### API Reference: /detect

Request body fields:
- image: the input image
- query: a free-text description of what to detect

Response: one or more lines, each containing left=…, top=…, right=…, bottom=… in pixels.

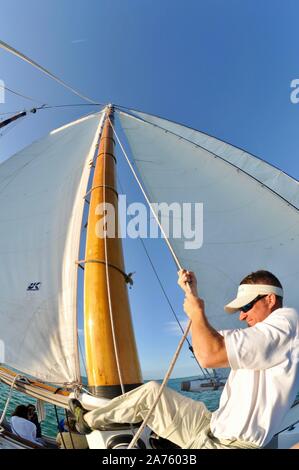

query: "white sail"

left=119, top=109, right=299, bottom=330
left=0, top=112, right=104, bottom=383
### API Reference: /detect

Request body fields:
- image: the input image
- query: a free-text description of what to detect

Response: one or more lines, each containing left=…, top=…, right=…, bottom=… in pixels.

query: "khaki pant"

left=84, top=381, right=258, bottom=449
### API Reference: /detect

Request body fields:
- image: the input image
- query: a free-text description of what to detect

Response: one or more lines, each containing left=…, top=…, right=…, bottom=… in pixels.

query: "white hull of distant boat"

left=181, top=378, right=225, bottom=392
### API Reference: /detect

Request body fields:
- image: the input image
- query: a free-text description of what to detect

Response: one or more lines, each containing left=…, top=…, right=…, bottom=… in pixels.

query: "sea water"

left=0, top=376, right=221, bottom=438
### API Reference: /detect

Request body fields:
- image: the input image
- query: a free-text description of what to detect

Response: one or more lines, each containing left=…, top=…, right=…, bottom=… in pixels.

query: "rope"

left=0, top=103, right=104, bottom=117
left=0, top=374, right=23, bottom=425
left=54, top=405, right=67, bottom=449
left=0, top=112, right=30, bottom=139
left=128, top=320, right=192, bottom=448
left=0, top=39, right=98, bottom=105
left=0, top=118, right=24, bottom=138
left=0, top=111, right=26, bottom=130
left=102, top=108, right=126, bottom=395
left=116, top=174, right=211, bottom=379
left=107, top=117, right=195, bottom=448
left=111, top=116, right=217, bottom=447
left=0, top=111, right=21, bottom=116
left=102, top=109, right=138, bottom=440
left=0, top=83, right=46, bottom=105
left=64, top=410, right=76, bottom=449
left=138, top=237, right=211, bottom=380
left=78, top=334, right=87, bottom=379
left=108, top=116, right=181, bottom=269
left=38, top=103, right=104, bottom=110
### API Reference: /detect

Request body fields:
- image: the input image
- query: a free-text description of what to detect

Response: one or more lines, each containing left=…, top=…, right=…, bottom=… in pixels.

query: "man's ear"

left=268, top=293, right=277, bottom=309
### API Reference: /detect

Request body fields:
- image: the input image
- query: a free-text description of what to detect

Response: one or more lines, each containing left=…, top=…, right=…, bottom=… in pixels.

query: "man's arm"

left=185, top=294, right=229, bottom=368
left=178, top=270, right=229, bottom=368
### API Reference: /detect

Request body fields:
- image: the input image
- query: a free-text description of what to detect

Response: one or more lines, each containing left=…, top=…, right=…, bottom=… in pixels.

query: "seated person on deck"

left=27, top=403, right=42, bottom=438
left=10, top=404, right=43, bottom=446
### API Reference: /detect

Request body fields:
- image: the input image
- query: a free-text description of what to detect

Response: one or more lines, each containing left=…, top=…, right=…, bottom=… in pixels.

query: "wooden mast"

left=83, top=105, right=143, bottom=398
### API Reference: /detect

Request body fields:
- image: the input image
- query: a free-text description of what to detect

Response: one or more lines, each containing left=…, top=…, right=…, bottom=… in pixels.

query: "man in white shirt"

left=70, top=269, right=299, bottom=449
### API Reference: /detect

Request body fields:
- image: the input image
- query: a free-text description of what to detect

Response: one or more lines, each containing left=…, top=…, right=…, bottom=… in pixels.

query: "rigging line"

left=109, top=119, right=195, bottom=449
left=64, top=410, right=76, bottom=449
left=102, top=110, right=138, bottom=440
left=74, top=113, right=106, bottom=384
left=0, top=109, right=37, bottom=131
left=116, top=176, right=211, bottom=381
left=0, top=103, right=104, bottom=116
left=37, top=103, right=105, bottom=109
left=0, top=115, right=26, bottom=137
left=128, top=321, right=192, bottom=449
left=0, top=374, right=23, bottom=425
left=77, top=334, right=87, bottom=379
left=0, top=39, right=98, bottom=105
left=108, top=116, right=182, bottom=270
left=0, top=110, right=24, bottom=116
left=102, top=107, right=126, bottom=396
left=0, top=83, right=46, bottom=105
left=111, top=118, right=218, bottom=448
left=139, top=239, right=211, bottom=379
left=54, top=405, right=67, bottom=450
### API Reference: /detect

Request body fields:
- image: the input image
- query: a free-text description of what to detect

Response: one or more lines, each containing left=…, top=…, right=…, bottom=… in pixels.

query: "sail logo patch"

left=27, top=282, right=41, bottom=291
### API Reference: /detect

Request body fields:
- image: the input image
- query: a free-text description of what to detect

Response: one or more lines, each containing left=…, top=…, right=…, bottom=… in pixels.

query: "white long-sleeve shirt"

left=10, top=416, right=39, bottom=444
left=211, top=308, right=299, bottom=446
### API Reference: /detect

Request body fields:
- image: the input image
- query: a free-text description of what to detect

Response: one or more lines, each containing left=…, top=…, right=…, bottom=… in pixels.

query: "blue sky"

left=1, top=0, right=299, bottom=379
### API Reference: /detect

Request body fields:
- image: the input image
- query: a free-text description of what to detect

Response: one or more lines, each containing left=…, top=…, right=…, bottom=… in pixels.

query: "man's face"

left=239, top=294, right=273, bottom=327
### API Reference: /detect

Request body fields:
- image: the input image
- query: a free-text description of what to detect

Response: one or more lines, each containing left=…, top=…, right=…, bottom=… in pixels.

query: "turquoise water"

left=0, top=376, right=221, bottom=438
left=0, top=381, right=65, bottom=437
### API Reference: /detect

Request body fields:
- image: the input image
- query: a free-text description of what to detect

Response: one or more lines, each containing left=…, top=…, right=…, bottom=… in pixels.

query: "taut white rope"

left=0, top=40, right=98, bottom=105
left=107, top=115, right=194, bottom=449
left=128, top=319, right=192, bottom=448
left=108, top=116, right=182, bottom=270
left=0, top=374, right=23, bottom=425
left=103, top=108, right=126, bottom=395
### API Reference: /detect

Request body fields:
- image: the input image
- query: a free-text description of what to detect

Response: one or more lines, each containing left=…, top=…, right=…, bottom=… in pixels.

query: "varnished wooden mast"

left=84, top=106, right=143, bottom=398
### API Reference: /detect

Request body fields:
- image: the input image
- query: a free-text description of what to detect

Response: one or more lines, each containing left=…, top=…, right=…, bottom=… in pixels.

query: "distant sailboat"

left=1, top=105, right=299, bottom=448
left=181, top=369, right=226, bottom=392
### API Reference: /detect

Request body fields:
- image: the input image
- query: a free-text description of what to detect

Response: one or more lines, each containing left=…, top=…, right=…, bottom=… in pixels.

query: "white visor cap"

left=224, top=284, right=283, bottom=313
